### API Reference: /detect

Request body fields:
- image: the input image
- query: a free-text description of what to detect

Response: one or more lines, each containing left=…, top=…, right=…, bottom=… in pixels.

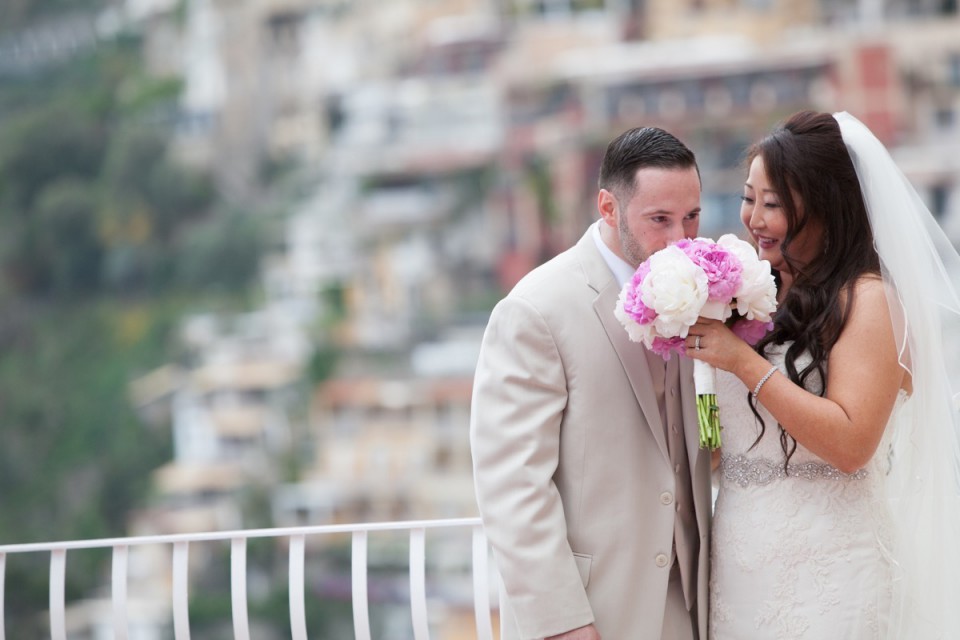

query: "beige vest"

left=643, top=349, right=699, bottom=608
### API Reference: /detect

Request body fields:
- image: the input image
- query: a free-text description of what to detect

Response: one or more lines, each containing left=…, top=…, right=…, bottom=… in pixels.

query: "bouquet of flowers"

left=614, top=234, right=778, bottom=449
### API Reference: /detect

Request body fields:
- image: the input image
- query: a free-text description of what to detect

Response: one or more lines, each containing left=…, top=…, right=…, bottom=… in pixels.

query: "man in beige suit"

left=470, top=127, right=712, bottom=640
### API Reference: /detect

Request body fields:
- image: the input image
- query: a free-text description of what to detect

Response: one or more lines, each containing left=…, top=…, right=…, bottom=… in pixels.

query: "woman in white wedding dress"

left=686, top=111, right=960, bottom=639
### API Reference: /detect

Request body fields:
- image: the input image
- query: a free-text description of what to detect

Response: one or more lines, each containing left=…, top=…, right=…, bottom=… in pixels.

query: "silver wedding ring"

left=695, top=335, right=702, bottom=351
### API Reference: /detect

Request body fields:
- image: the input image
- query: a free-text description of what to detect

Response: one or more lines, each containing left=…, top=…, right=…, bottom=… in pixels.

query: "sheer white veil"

left=835, top=111, right=960, bottom=638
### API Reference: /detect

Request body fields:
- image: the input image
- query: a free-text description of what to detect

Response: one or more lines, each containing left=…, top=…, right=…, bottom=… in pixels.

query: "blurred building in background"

left=37, top=0, right=959, bottom=635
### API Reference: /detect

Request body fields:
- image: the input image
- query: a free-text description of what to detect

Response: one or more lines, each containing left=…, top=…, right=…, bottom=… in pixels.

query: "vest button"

left=655, top=553, right=669, bottom=568
left=660, top=491, right=674, bottom=505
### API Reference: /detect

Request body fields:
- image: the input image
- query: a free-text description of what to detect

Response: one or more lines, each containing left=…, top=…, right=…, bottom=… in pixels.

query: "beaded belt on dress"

left=721, top=454, right=868, bottom=487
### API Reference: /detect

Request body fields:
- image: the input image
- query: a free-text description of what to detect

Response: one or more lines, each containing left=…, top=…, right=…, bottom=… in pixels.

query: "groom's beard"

left=618, top=213, right=650, bottom=268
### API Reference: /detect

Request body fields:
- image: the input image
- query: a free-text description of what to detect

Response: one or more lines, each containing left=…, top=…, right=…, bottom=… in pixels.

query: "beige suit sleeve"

left=470, top=295, right=595, bottom=639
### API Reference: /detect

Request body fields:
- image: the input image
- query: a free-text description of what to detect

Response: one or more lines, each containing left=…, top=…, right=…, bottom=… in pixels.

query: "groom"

left=470, top=126, right=713, bottom=639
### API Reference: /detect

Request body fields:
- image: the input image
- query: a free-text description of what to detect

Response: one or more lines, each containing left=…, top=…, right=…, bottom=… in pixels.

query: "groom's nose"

left=665, top=225, right=686, bottom=244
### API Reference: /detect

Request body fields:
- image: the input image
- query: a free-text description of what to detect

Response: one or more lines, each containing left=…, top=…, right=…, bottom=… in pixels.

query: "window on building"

left=530, top=0, right=572, bottom=17
left=949, top=54, right=960, bottom=87
left=728, top=75, right=752, bottom=107
left=930, top=184, right=949, bottom=220
left=935, top=107, right=955, bottom=130
left=266, top=12, right=302, bottom=56
left=511, top=0, right=606, bottom=17
left=311, top=0, right=351, bottom=20
left=434, top=447, right=453, bottom=471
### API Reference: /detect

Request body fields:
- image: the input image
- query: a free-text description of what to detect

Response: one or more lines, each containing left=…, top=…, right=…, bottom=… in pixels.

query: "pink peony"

left=650, top=335, right=686, bottom=361
left=621, top=261, right=657, bottom=325
left=731, top=318, right=774, bottom=345
left=676, top=238, right=743, bottom=303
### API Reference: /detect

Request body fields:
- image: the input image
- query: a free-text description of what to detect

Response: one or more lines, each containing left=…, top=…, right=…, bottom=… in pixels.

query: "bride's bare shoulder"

left=839, top=273, right=887, bottom=310
left=841, top=273, right=912, bottom=390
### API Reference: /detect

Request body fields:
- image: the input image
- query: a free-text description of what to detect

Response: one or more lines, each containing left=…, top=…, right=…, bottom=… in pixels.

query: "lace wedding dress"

left=709, top=343, right=903, bottom=639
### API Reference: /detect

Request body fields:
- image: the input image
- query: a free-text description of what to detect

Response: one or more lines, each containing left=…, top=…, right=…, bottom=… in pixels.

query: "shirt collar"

left=591, top=220, right=636, bottom=287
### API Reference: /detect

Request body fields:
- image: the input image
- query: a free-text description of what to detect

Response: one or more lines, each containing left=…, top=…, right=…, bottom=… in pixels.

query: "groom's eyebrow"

left=642, top=207, right=698, bottom=216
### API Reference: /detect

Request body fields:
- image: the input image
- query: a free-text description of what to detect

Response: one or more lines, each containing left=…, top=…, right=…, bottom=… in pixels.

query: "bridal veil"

left=835, top=111, right=960, bottom=638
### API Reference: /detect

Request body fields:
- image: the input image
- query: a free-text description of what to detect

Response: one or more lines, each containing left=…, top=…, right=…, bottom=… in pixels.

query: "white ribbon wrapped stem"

left=692, top=300, right=729, bottom=394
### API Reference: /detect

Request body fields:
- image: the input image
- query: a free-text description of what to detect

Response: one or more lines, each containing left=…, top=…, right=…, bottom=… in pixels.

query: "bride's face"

left=740, top=155, right=822, bottom=275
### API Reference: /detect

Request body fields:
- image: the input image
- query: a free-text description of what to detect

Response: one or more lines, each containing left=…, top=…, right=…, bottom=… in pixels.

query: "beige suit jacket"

left=470, top=229, right=712, bottom=640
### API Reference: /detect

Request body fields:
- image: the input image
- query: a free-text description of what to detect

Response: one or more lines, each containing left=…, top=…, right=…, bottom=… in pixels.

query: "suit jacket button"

left=655, top=553, right=669, bottom=568
left=660, top=491, right=674, bottom=505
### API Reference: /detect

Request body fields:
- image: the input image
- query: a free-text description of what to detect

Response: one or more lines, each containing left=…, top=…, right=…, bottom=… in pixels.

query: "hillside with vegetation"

left=0, top=11, right=271, bottom=635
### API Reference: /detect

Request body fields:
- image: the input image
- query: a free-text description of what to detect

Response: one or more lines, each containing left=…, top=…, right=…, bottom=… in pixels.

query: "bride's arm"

left=687, top=277, right=905, bottom=474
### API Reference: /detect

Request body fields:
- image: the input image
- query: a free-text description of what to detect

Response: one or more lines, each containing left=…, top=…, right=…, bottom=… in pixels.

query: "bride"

left=686, top=111, right=960, bottom=638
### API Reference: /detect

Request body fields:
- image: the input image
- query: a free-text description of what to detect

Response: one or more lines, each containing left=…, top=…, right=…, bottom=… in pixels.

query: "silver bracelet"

left=752, top=365, right=779, bottom=399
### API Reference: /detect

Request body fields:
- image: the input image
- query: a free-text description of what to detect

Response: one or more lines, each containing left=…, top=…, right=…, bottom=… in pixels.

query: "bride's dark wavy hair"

left=746, top=111, right=881, bottom=467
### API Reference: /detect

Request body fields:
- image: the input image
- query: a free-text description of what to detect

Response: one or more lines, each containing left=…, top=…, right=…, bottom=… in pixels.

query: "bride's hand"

left=684, top=318, right=754, bottom=373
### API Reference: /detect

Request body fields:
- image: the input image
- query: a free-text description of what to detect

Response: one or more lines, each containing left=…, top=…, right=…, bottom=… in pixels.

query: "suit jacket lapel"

left=577, top=231, right=671, bottom=462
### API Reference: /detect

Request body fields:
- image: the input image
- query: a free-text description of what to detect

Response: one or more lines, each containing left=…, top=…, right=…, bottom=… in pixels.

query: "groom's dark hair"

left=598, top=126, right=700, bottom=201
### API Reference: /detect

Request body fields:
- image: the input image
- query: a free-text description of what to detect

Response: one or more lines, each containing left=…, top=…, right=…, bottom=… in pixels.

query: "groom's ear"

left=598, top=188, right=618, bottom=227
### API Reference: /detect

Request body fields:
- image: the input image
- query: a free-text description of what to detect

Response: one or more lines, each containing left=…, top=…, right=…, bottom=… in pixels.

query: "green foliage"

left=147, top=161, right=215, bottom=235
left=308, top=345, right=340, bottom=383
left=0, top=103, right=107, bottom=291
left=0, top=35, right=258, bottom=298
left=101, top=126, right=168, bottom=199
left=34, top=178, right=103, bottom=292
left=117, top=75, right=184, bottom=116
left=0, top=18, right=271, bottom=635
left=321, top=282, right=347, bottom=324
left=0, top=103, right=106, bottom=209
left=0, top=299, right=178, bottom=544
left=523, top=154, right=559, bottom=225
left=0, top=296, right=180, bottom=632
left=96, top=125, right=218, bottom=291
left=171, top=210, right=266, bottom=292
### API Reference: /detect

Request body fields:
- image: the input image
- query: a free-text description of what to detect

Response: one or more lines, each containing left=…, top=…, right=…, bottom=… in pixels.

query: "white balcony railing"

left=0, top=517, right=494, bottom=640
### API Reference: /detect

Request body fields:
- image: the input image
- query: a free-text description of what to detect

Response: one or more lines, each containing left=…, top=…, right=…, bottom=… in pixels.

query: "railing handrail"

left=0, top=517, right=495, bottom=640
left=0, top=516, right=484, bottom=554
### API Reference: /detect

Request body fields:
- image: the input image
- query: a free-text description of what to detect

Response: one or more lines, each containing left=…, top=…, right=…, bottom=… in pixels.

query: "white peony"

left=639, top=245, right=709, bottom=338
left=717, top=234, right=778, bottom=322
left=716, top=233, right=759, bottom=266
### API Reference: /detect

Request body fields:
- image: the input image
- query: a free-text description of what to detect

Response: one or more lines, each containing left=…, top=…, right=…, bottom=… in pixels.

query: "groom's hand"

left=546, top=624, right=601, bottom=640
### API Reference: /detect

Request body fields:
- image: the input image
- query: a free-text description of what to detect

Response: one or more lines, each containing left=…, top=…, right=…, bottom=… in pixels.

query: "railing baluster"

left=289, top=535, right=307, bottom=640
left=409, top=528, right=429, bottom=639
left=172, top=541, right=191, bottom=640
left=351, top=530, right=371, bottom=640
left=472, top=525, right=494, bottom=640
left=112, top=545, right=129, bottom=640
left=0, top=518, right=489, bottom=639
left=230, top=538, right=250, bottom=640
left=49, top=549, right=67, bottom=640
left=0, top=551, right=6, bottom=640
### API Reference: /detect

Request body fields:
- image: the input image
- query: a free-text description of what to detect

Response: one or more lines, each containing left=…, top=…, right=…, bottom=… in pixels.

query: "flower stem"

left=697, top=393, right=722, bottom=450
